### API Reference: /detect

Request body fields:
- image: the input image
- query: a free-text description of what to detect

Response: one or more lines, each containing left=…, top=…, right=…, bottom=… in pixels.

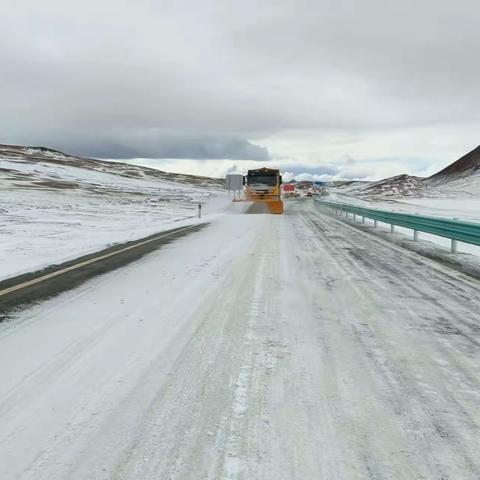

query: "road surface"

left=1, top=201, right=480, bottom=479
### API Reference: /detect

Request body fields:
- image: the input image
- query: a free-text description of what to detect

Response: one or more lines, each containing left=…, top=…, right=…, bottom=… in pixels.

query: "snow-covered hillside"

left=327, top=145, right=480, bottom=205
left=327, top=180, right=371, bottom=195
left=428, top=145, right=480, bottom=185
left=0, top=144, right=224, bottom=280
left=323, top=145, right=480, bottom=237
left=359, top=174, right=428, bottom=198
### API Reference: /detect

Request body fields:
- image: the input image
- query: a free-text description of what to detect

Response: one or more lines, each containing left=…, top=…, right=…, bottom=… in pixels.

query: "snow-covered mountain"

left=327, top=175, right=427, bottom=199
left=422, top=146, right=480, bottom=198
left=357, top=174, right=427, bottom=198
left=0, top=144, right=224, bottom=280
left=328, top=145, right=480, bottom=200
left=324, top=145, right=480, bottom=225
left=0, top=144, right=223, bottom=191
left=428, top=145, right=480, bottom=185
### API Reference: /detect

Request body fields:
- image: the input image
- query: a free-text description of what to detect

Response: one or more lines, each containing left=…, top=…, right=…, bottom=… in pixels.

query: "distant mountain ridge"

left=329, top=145, right=480, bottom=199
left=0, top=144, right=70, bottom=160
left=360, top=174, right=426, bottom=197
left=3, top=142, right=480, bottom=199
left=0, top=143, right=223, bottom=188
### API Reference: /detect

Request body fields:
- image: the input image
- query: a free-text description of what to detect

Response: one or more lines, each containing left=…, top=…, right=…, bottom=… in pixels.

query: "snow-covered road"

left=1, top=201, right=480, bottom=479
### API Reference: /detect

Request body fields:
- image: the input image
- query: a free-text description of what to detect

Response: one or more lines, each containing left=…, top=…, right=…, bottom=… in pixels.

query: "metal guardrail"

left=314, top=198, right=480, bottom=253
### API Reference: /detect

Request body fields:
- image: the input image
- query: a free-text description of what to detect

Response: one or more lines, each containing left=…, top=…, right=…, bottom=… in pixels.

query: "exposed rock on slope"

left=328, top=145, right=480, bottom=199
left=360, top=174, right=427, bottom=197
left=428, top=145, right=480, bottom=185
left=328, top=175, right=427, bottom=198
left=0, top=144, right=223, bottom=190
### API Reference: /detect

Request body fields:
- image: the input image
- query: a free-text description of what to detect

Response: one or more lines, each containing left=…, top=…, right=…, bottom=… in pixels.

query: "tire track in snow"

left=1, top=203, right=480, bottom=479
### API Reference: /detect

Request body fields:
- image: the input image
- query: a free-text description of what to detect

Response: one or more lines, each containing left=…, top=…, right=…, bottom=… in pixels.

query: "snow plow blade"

left=267, top=199, right=284, bottom=214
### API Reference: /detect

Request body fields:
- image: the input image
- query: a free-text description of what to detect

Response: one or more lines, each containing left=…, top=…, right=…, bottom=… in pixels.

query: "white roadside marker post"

left=374, top=220, right=377, bottom=228
left=451, top=239, right=458, bottom=254
left=390, top=224, right=395, bottom=233
left=413, top=230, right=419, bottom=241
left=198, top=203, right=202, bottom=219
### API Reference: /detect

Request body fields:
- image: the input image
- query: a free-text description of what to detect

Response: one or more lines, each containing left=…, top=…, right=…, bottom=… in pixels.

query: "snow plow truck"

left=244, top=168, right=284, bottom=214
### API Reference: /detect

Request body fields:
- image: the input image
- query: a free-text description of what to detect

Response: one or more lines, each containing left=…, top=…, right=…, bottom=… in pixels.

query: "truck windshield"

left=248, top=175, right=277, bottom=186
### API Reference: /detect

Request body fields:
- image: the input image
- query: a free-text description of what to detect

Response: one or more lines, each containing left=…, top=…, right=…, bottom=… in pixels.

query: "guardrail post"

left=413, top=230, right=419, bottom=241
left=390, top=224, right=395, bottom=233
left=451, top=239, right=458, bottom=254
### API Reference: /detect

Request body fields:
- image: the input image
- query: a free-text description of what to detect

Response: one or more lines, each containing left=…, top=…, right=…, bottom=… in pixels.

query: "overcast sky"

left=1, top=0, right=479, bottom=180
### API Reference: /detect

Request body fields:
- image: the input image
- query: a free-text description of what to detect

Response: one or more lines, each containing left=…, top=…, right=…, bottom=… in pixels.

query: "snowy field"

left=0, top=148, right=224, bottom=280
left=330, top=192, right=480, bottom=222
left=327, top=181, right=480, bottom=257
left=1, top=201, right=479, bottom=479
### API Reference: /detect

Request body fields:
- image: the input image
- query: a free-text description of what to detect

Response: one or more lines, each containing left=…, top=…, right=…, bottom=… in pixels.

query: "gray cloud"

left=0, top=0, right=479, bottom=162
left=49, top=133, right=270, bottom=160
